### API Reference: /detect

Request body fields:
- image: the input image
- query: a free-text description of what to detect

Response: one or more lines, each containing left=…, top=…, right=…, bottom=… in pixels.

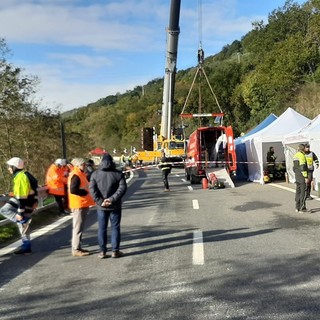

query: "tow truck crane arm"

left=160, top=0, right=181, bottom=140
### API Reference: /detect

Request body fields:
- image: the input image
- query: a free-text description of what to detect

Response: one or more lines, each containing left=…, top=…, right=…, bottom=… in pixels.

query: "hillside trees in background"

left=0, top=38, right=88, bottom=193
left=65, top=0, right=320, bottom=152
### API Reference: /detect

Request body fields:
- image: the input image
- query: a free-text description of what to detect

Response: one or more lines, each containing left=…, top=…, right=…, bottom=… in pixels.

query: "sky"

left=0, top=0, right=306, bottom=113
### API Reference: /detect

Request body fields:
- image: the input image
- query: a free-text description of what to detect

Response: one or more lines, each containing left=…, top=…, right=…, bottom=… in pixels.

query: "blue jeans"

left=97, top=209, right=122, bottom=253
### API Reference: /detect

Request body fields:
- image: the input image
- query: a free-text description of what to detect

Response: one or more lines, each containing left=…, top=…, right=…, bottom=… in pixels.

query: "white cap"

left=7, top=157, right=24, bottom=169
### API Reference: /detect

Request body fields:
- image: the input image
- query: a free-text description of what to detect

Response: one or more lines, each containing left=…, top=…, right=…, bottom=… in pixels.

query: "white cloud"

left=0, top=0, right=285, bottom=112
left=47, top=53, right=112, bottom=68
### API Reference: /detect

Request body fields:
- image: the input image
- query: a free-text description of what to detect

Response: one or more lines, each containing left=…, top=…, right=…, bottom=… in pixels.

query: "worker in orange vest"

left=68, top=158, right=95, bottom=257
left=46, top=159, right=69, bottom=215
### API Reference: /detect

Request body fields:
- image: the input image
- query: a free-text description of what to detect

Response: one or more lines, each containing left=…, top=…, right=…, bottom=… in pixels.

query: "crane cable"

left=180, top=0, right=223, bottom=114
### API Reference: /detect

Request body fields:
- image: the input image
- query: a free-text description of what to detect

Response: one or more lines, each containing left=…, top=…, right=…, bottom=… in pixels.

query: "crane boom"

left=160, top=0, right=181, bottom=140
left=136, top=0, right=185, bottom=166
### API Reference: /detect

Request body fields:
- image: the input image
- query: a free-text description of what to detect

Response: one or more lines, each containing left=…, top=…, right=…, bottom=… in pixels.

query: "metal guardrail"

left=0, top=168, right=133, bottom=227
left=0, top=186, right=50, bottom=227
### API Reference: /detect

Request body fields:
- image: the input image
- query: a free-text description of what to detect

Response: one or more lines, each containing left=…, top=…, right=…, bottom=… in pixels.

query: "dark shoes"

left=299, top=208, right=310, bottom=213
left=112, top=251, right=123, bottom=258
left=306, top=196, right=313, bottom=200
left=14, top=247, right=32, bottom=255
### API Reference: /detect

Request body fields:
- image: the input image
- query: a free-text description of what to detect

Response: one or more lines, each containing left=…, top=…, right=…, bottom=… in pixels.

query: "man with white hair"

left=68, top=158, right=95, bottom=257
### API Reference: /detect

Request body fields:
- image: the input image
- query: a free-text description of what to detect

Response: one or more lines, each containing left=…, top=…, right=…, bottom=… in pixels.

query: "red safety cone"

left=202, top=178, right=208, bottom=189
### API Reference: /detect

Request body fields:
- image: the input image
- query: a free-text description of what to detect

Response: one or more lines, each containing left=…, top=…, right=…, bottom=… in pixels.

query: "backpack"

left=24, top=171, right=39, bottom=195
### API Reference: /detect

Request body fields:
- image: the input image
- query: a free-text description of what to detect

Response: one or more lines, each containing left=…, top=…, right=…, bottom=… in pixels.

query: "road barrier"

left=0, top=169, right=134, bottom=228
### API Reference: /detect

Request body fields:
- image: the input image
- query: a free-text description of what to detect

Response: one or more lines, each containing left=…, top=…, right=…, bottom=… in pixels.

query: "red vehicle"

left=184, top=123, right=237, bottom=184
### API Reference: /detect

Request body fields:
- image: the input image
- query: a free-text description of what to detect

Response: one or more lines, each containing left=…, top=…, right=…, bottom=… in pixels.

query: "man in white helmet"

left=1, top=157, right=38, bottom=254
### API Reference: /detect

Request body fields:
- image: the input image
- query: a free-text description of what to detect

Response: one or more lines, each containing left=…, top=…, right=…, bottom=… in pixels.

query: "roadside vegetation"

left=0, top=1, right=319, bottom=209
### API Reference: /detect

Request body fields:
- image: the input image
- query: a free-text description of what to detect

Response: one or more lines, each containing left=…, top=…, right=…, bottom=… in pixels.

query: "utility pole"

left=60, top=119, right=67, bottom=159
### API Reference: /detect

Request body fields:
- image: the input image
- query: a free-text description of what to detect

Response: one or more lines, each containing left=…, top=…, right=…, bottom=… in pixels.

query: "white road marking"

left=271, top=183, right=320, bottom=201
left=193, top=230, right=204, bottom=265
left=192, top=199, right=199, bottom=209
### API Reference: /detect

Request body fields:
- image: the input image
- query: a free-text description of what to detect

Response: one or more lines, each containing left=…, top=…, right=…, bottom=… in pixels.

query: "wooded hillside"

left=64, top=0, right=320, bottom=152
left=0, top=0, right=319, bottom=193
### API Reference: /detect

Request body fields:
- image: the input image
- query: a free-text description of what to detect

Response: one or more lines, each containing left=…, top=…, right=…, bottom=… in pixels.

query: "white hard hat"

left=55, top=158, right=62, bottom=165
left=55, top=158, right=67, bottom=166
left=7, top=157, right=24, bottom=169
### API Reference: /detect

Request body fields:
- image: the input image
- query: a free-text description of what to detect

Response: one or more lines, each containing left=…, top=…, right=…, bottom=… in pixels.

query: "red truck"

left=184, top=124, right=237, bottom=185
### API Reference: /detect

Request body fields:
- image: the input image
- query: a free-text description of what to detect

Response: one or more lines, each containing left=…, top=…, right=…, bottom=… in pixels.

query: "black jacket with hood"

left=89, top=154, right=127, bottom=211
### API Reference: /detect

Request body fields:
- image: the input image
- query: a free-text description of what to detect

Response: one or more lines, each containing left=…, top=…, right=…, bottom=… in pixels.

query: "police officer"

left=304, top=143, right=319, bottom=200
left=293, top=144, right=309, bottom=213
left=158, top=151, right=172, bottom=191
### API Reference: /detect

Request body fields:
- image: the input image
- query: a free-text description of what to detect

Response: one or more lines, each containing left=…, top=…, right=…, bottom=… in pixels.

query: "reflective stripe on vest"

left=46, top=164, right=67, bottom=195
left=305, top=152, right=314, bottom=171
left=13, top=171, right=31, bottom=199
left=293, top=151, right=308, bottom=178
left=68, top=167, right=95, bottom=209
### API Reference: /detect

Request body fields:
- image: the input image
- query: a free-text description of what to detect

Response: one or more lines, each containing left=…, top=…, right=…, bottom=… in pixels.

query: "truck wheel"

left=190, top=174, right=197, bottom=184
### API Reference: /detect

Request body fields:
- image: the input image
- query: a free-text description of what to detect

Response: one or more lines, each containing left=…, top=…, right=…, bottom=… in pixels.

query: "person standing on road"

left=158, top=150, right=172, bottom=191
left=46, top=159, right=69, bottom=215
left=293, top=144, right=309, bottom=213
left=89, top=154, right=127, bottom=259
left=0, top=157, right=38, bottom=255
left=266, top=146, right=277, bottom=182
left=84, top=159, right=95, bottom=181
left=68, top=158, right=95, bottom=257
left=304, top=144, right=319, bottom=200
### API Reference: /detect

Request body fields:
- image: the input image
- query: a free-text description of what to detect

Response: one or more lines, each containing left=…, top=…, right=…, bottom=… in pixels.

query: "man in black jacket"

left=266, top=146, right=277, bottom=182
left=158, top=150, right=172, bottom=191
left=89, top=154, right=127, bottom=259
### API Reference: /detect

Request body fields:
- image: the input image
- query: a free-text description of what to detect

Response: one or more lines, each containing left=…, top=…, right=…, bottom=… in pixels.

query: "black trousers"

left=162, top=170, right=170, bottom=190
left=267, top=164, right=275, bottom=181
left=306, top=170, right=314, bottom=197
left=295, top=177, right=307, bottom=211
left=54, top=195, right=67, bottom=213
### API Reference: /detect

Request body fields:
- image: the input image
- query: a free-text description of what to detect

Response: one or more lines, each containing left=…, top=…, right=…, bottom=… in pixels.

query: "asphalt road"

left=1, top=167, right=320, bottom=320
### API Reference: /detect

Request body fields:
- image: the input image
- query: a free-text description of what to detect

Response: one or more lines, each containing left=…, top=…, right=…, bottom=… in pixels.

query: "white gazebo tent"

left=283, top=115, right=320, bottom=187
left=235, top=114, right=277, bottom=181
left=242, top=108, right=310, bottom=184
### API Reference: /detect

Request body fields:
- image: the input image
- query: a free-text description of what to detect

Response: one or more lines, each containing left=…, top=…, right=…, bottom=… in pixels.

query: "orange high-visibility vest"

left=68, top=167, right=95, bottom=209
left=46, top=164, right=67, bottom=196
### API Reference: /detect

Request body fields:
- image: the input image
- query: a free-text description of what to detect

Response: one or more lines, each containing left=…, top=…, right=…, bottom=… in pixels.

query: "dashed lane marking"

left=192, top=199, right=199, bottom=209
left=193, top=230, right=204, bottom=265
